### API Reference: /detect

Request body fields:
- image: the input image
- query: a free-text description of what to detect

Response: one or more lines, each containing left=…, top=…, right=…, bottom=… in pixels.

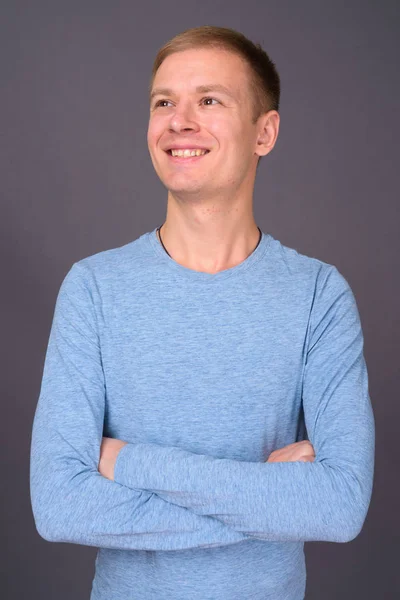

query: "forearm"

left=114, top=424, right=374, bottom=544
left=30, top=262, right=249, bottom=551
left=30, top=417, right=249, bottom=550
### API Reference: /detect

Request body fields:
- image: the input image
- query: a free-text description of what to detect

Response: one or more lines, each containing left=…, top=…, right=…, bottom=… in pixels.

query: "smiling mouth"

left=166, top=149, right=210, bottom=158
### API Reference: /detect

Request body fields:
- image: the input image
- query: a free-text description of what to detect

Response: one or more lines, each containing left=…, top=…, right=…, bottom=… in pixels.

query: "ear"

left=255, top=110, right=280, bottom=158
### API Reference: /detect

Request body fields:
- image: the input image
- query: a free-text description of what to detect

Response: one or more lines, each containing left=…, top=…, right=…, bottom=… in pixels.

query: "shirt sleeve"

left=29, top=262, right=249, bottom=551
left=114, top=265, right=375, bottom=543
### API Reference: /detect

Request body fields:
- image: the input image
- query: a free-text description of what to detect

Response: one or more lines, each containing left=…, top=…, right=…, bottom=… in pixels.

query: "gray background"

left=2, top=0, right=399, bottom=598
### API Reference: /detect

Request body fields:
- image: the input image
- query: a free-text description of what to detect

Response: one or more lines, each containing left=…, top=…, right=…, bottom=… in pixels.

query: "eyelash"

left=154, top=97, right=220, bottom=108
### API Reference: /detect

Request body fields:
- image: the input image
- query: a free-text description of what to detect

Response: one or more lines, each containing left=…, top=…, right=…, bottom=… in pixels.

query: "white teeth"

left=170, top=149, right=208, bottom=157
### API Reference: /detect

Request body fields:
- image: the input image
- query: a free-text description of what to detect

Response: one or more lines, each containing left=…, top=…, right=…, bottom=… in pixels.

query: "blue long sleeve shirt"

left=30, top=227, right=375, bottom=600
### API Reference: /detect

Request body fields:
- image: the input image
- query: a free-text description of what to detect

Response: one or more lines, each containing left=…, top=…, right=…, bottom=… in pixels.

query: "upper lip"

left=164, top=145, right=210, bottom=151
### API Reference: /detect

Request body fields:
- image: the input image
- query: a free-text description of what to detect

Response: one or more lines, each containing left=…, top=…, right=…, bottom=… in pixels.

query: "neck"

left=157, top=220, right=262, bottom=275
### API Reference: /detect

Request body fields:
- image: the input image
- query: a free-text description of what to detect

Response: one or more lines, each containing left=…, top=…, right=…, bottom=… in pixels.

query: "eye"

left=202, top=97, right=219, bottom=106
left=154, top=99, right=172, bottom=108
left=153, top=97, right=220, bottom=109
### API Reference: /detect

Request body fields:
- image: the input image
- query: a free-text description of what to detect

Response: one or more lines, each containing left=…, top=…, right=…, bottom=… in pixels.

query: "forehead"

left=152, top=47, right=250, bottom=95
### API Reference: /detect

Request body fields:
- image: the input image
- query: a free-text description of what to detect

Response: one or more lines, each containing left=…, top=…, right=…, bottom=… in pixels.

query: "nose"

left=168, top=101, right=200, bottom=134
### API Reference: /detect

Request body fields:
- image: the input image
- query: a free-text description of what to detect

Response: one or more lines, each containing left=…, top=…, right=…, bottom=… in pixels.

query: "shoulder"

left=60, top=231, right=150, bottom=290
left=266, top=234, right=351, bottom=296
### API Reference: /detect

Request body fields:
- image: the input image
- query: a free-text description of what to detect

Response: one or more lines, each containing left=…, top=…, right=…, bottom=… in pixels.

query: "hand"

left=266, top=440, right=316, bottom=463
left=98, top=437, right=128, bottom=480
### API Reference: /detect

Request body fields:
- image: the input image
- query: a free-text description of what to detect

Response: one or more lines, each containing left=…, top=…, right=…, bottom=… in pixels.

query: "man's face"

left=147, top=47, right=263, bottom=198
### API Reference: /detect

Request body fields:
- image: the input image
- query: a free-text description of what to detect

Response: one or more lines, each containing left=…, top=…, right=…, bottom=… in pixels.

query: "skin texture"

left=146, top=47, right=280, bottom=274
left=97, top=47, right=315, bottom=480
left=265, top=441, right=316, bottom=463
left=99, top=437, right=128, bottom=481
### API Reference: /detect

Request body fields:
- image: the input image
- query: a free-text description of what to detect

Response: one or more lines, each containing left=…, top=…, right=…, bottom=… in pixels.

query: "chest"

left=100, top=284, right=310, bottom=458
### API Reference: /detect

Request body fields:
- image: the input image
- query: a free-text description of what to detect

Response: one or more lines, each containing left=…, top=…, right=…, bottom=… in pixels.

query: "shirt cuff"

left=113, top=442, right=137, bottom=486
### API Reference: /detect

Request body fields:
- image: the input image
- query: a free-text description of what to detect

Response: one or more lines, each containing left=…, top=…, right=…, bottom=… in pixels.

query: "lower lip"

left=165, top=151, right=210, bottom=164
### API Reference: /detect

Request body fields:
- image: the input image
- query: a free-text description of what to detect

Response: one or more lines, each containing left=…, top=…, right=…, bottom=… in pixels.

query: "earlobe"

left=255, top=132, right=272, bottom=158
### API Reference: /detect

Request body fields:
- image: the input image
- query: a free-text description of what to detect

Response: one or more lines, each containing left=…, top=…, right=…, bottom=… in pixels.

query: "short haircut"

left=149, top=25, right=280, bottom=125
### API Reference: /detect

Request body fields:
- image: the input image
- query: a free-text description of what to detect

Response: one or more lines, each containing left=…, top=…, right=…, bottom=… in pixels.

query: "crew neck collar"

left=147, top=226, right=272, bottom=282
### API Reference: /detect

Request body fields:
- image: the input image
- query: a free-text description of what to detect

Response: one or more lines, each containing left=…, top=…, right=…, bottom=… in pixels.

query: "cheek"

left=147, top=118, right=164, bottom=149
left=207, top=117, right=230, bottom=137
left=208, top=118, right=244, bottom=149
left=147, top=130, right=156, bottom=151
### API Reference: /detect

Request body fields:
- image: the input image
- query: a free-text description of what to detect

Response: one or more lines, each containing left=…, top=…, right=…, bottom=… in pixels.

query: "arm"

left=113, top=265, right=375, bottom=543
left=29, top=262, right=250, bottom=550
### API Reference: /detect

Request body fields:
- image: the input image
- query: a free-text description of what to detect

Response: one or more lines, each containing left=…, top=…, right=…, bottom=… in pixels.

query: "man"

left=30, top=26, right=375, bottom=600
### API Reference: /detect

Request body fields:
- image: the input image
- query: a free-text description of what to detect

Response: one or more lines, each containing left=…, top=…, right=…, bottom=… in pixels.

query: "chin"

left=168, top=185, right=205, bottom=196
left=161, top=175, right=205, bottom=193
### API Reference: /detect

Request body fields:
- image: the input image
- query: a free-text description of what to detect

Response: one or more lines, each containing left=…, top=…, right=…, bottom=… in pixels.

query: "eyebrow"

left=149, top=84, right=237, bottom=103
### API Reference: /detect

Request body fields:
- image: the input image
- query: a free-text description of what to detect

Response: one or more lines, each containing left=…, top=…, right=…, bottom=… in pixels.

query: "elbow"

left=30, top=474, right=74, bottom=544
left=30, top=449, right=93, bottom=544
left=316, top=505, right=367, bottom=543
left=330, top=469, right=373, bottom=543
left=32, top=501, right=82, bottom=544
left=31, top=479, right=61, bottom=542
left=31, top=495, right=67, bottom=543
left=31, top=504, right=60, bottom=543
left=337, top=503, right=370, bottom=543
left=334, top=518, right=364, bottom=543
left=34, top=517, right=58, bottom=543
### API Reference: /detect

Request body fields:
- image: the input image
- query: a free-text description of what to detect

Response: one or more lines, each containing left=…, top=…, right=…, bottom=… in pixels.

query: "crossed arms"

left=30, top=261, right=375, bottom=550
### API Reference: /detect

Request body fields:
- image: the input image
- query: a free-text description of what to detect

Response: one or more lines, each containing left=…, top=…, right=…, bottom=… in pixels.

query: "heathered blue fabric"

left=30, top=227, right=375, bottom=600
